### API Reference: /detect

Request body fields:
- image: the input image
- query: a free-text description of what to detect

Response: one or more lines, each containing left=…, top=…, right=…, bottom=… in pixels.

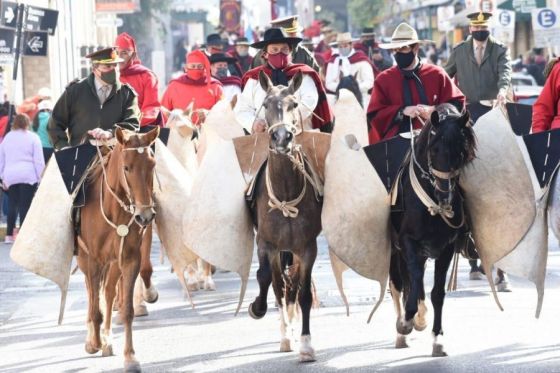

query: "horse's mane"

left=417, top=103, right=476, bottom=164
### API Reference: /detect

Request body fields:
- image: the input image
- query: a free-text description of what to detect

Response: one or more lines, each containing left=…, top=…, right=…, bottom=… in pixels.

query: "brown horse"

left=76, top=127, right=159, bottom=372
left=248, top=71, right=322, bottom=362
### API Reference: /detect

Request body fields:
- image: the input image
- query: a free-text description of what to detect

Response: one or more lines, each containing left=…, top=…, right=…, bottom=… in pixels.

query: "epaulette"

left=544, top=57, right=559, bottom=81
left=121, top=82, right=138, bottom=97
left=65, top=78, right=80, bottom=89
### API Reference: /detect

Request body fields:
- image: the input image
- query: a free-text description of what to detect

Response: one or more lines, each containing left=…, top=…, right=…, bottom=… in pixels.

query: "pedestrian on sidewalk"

left=31, top=99, right=54, bottom=163
left=0, top=114, right=45, bottom=244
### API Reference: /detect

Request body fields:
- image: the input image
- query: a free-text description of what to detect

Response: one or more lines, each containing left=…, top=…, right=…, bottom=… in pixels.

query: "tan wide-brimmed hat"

left=329, top=32, right=358, bottom=47
left=378, top=23, right=432, bottom=49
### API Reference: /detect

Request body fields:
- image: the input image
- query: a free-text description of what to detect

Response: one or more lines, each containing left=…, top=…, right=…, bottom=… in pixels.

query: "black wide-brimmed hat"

left=209, top=53, right=237, bottom=64
left=206, top=33, right=224, bottom=47
left=250, top=28, right=302, bottom=49
left=235, top=37, right=250, bottom=46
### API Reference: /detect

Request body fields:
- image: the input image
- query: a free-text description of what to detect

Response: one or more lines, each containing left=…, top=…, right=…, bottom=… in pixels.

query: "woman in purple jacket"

left=0, top=114, right=45, bottom=243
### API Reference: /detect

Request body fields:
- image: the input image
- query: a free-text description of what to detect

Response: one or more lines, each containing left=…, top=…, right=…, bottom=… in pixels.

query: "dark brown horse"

left=247, top=71, right=322, bottom=362
left=389, top=104, right=476, bottom=356
left=76, top=127, right=159, bottom=372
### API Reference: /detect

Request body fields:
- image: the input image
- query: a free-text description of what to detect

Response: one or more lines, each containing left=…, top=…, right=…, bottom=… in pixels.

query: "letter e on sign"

left=538, top=9, right=557, bottom=28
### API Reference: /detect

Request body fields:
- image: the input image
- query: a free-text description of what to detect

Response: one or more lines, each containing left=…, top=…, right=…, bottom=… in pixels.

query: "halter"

left=409, top=117, right=464, bottom=229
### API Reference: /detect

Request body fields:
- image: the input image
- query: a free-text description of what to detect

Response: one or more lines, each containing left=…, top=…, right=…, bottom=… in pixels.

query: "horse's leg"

left=269, top=252, right=291, bottom=352
left=120, top=250, right=142, bottom=372
left=397, top=236, right=426, bottom=336
left=186, top=262, right=200, bottom=292
left=298, top=241, right=318, bottom=363
left=389, top=252, right=408, bottom=349
left=283, top=251, right=300, bottom=330
left=248, top=239, right=273, bottom=319
left=133, top=276, right=148, bottom=317
left=431, top=244, right=455, bottom=357
left=101, top=262, right=120, bottom=357
left=414, top=264, right=428, bottom=332
left=83, top=258, right=103, bottom=354
left=140, top=225, right=158, bottom=303
left=202, top=260, right=216, bottom=291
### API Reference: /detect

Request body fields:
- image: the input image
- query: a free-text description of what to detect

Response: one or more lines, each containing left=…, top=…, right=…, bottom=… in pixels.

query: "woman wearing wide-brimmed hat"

left=236, top=28, right=332, bottom=133
left=366, top=23, right=465, bottom=144
left=324, top=32, right=374, bottom=107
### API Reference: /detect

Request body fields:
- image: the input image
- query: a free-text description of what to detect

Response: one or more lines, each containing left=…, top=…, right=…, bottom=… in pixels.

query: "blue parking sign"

left=538, top=9, right=557, bottom=28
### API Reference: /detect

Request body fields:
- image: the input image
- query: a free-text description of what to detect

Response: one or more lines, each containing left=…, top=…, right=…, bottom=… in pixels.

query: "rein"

left=93, top=139, right=156, bottom=263
left=408, top=118, right=464, bottom=229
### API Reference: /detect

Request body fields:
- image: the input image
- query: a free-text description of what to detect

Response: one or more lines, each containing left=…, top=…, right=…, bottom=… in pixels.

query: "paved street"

left=1, top=234, right=560, bottom=372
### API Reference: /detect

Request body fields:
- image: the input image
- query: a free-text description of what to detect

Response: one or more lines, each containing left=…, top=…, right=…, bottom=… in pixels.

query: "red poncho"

left=532, top=60, right=560, bottom=133
left=367, top=63, right=465, bottom=144
left=242, top=64, right=333, bottom=129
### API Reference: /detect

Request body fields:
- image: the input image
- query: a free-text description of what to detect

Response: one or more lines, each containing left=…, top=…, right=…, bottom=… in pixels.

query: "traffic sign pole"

left=12, top=3, right=25, bottom=80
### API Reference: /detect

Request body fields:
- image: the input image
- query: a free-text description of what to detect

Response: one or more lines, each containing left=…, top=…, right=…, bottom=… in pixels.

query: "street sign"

left=0, top=27, right=15, bottom=64
left=532, top=7, right=560, bottom=47
left=494, top=9, right=516, bottom=43
left=23, top=31, right=47, bottom=56
left=24, top=6, right=59, bottom=35
left=0, top=1, right=18, bottom=29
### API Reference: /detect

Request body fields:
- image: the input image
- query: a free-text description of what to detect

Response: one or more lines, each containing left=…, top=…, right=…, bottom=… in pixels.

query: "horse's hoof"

left=280, top=338, right=292, bottom=352
left=396, top=318, right=413, bottom=335
left=299, top=335, right=315, bottom=362
left=413, top=316, right=428, bottom=332
left=187, top=281, right=200, bottom=292
left=134, top=304, right=148, bottom=317
left=204, top=279, right=216, bottom=291
left=124, top=359, right=142, bottom=373
left=143, top=286, right=159, bottom=304
left=248, top=302, right=267, bottom=319
left=85, top=341, right=100, bottom=354
left=432, top=343, right=448, bottom=357
left=101, top=344, right=114, bottom=357
left=395, top=334, right=409, bottom=349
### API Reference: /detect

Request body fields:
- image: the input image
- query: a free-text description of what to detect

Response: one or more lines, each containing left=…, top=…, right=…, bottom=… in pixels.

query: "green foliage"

left=348, top=0, right=385, bottom=29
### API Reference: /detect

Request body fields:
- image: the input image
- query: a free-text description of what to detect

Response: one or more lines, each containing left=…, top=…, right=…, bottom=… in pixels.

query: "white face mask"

left=339, top=47, right=352, bottom=57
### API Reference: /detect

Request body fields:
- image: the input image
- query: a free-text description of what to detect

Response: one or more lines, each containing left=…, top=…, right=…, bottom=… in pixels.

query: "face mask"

left=237, top=48, right=249, bottom=57
left=100, top=69, right=117, bottom=85
left=267, top=52, right=290, bottom=70
left=472, top=30, right=490, bottom=42
left=216, top=67, right=228, bottom=78
left=339, top=47, right=352, bottom=57
left=363, top=40, right=375, bottom=48
left=186, top=68, right=205, bottom=81
left=395, top=51, right=416, bottom=69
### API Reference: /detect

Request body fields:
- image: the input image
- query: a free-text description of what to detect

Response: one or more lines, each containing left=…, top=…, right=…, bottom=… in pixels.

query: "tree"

left=348, top=0, right=385, bottom=29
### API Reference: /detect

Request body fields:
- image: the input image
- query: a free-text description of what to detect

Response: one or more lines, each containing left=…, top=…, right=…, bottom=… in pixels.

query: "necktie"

left=476, top=46, right=483, bottom=66
left=99, top=85, right=110, bottom=104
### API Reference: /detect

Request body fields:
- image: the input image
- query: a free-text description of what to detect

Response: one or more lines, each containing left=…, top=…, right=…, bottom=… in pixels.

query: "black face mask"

left=363, top=40, right=376, bottom=48
left=100, top=69, right=118, bottom=85
left=395, top=51, right=416, bottom=69
left=472, top=30, right=490, bottom=42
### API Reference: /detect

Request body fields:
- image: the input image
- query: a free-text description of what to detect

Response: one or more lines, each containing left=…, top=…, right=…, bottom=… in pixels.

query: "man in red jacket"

left=162, top=50, right=223, bottom=125
left=532, top=58, right=560, bottom=133
left=115, top=32, right=162, bottom=126
left=367, top=23, right=464, bottom=144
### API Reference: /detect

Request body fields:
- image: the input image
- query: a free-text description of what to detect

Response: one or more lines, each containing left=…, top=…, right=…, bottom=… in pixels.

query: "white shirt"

left=325, top=50, right=374, bottom=108
left=235, top=74, right=318, bottom=133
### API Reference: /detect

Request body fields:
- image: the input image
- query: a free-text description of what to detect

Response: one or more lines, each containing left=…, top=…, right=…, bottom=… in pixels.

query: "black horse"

left=336, top=72, right=363, bottom=107
left=389, top=103, right=476, bottom=356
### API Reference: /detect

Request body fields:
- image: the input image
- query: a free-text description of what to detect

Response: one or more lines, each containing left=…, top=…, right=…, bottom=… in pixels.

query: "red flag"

left=270, top=0, right=278, bottom=20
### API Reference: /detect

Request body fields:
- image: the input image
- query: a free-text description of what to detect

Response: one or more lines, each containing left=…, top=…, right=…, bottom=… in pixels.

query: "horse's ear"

left=144, top=126, right=160, bottom=145
left=430, top=110, right=440, bottom=127
left=183, top=101, right=194, bottom=118
left=288, top=71, right=303, bottom=94
left=258, top=70, right=272, bottom=92
left=116, top=127, right=126, bottom=145
left=230, top=94, right=238, bottom=110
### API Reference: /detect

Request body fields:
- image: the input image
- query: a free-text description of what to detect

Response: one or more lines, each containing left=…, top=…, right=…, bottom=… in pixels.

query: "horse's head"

left=336, top=72, right=362, bottom=107
left=424, top=103, right=476, bottom=205
left=115, top=126, right=159, bottom=226
left=258, top=70, right=303, bottom=154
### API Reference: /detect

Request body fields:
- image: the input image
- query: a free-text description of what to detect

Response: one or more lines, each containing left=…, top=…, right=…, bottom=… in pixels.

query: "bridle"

left=259, top=91, right=323, bottom=218
left=409, top=116, right=464, bottom=229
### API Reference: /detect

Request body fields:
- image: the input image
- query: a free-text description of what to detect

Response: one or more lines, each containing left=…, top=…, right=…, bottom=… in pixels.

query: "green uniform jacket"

left=48, top=74, right=140, bottom=150
left=445, top=36, right=512, bottom=103
left=250, top=45, right=320, bottom=73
